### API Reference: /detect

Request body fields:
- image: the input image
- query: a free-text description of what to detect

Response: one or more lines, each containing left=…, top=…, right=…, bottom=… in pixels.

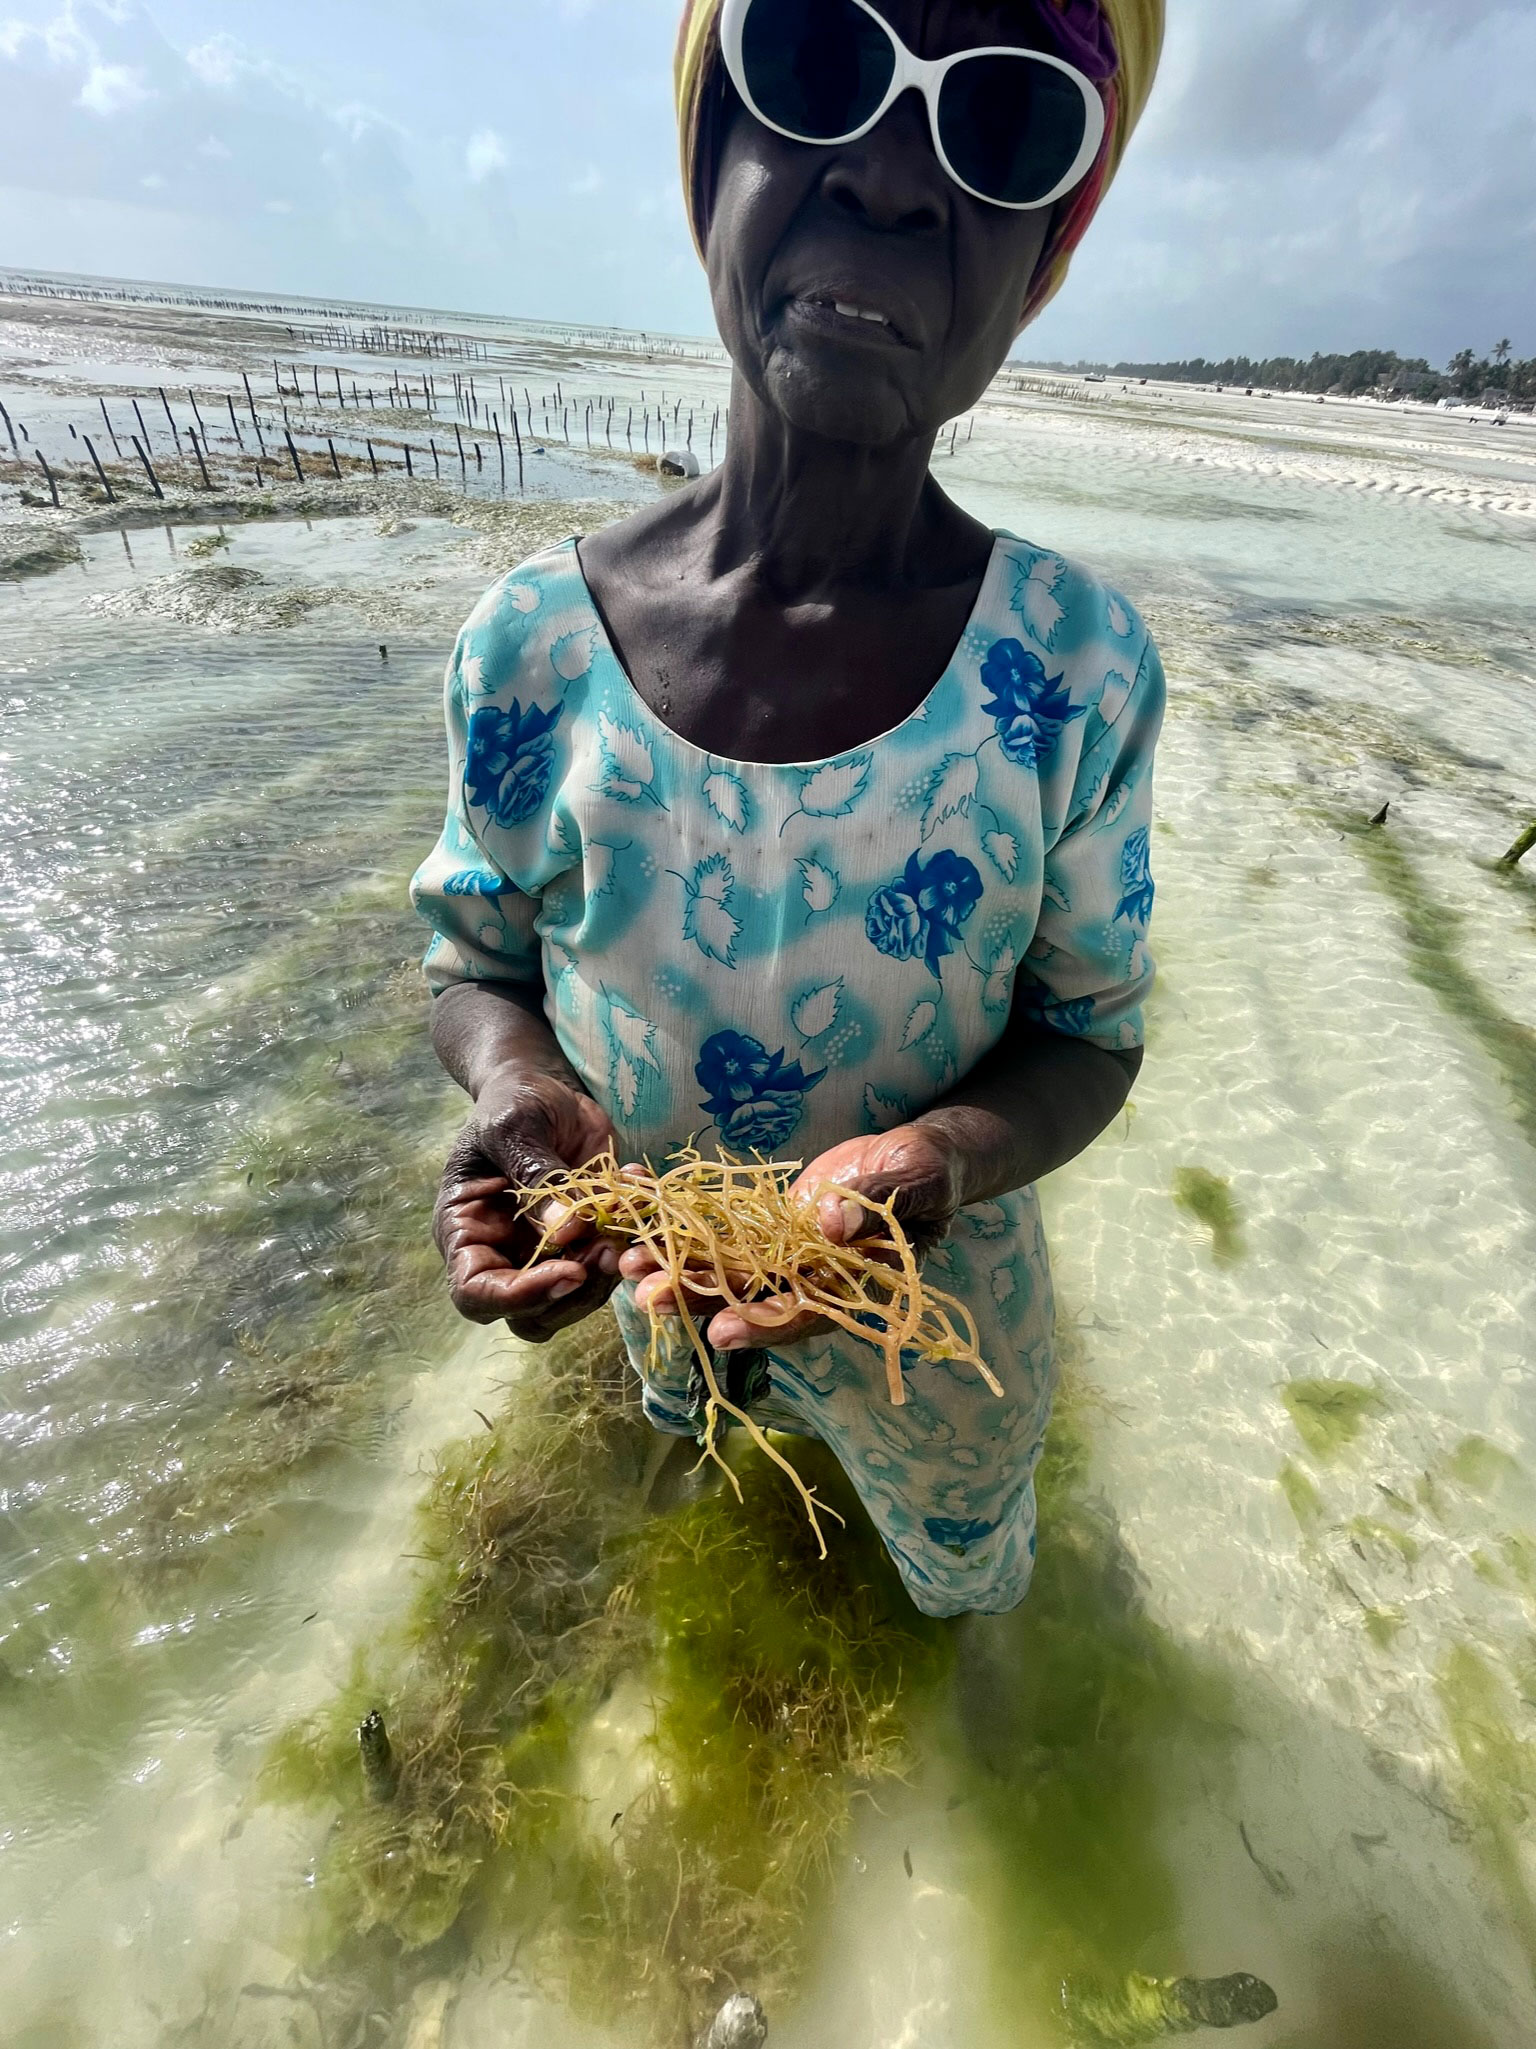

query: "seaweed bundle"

left=522, top=1147, right=1000, bottom=1555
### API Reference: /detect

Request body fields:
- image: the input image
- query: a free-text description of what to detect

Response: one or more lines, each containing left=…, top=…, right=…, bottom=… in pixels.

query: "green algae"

left=950, top=1359, right=1240, bottom=2036
left=1351, top=825, right=1536, bottom=1154
left=1279, top=1461, right=1325, bottom=1534
left=266, top=1307, right=952, bottom=2044
left=1436, top=1644, right=1536, bottom=1978
left=1444, top=1436, right=1522, bottom=1496
left=1364, top=1608, right=1405, bottom=1650
left=1344, top=1516, right=1420, bottom=1568
left=1172, top=1167, right=1245, bottom=1264
left=1281, top=1380, right=1386, bottom=1463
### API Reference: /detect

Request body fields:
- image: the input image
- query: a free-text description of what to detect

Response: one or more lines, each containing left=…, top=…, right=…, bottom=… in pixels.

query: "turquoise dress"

left=412, top=532, right=1164, bottom=1617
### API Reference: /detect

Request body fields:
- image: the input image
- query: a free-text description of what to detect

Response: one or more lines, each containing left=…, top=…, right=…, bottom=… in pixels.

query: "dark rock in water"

left=357, top=1708, right=398, bottom=1804
left=1173, top=1973, right=1279, bottom=2029
left=700, top=1993, right=767, bottom=2049
left=1062, top=1969, right=1278, bottom=2044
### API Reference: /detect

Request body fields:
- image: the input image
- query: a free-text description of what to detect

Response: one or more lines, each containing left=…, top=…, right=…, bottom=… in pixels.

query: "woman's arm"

left=430, top=981, right=623, bottom=1341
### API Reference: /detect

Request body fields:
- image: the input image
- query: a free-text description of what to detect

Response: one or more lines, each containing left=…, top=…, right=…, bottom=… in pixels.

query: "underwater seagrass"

left=264, top=1305, right=953, bottom=2045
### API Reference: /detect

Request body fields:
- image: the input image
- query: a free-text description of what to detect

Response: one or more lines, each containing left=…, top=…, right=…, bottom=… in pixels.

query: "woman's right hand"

left=433, top=1067, right=620, bottom=1342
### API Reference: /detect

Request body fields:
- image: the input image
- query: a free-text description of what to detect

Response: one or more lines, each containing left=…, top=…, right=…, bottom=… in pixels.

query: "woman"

left=414, top=0, right=1166, bottom=1618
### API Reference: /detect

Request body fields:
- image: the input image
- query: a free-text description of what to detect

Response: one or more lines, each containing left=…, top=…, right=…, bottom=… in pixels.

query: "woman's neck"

left=704, top=371, right=972, bottom=599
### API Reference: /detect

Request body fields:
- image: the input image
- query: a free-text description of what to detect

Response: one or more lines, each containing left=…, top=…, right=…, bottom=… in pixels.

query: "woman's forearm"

left=915, top=1024, right=1140, bottom=1208
left=430, top=980, right=579, bottom=1099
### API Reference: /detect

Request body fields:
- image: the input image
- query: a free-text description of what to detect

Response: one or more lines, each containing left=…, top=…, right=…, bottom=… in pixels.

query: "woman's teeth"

left=832, top=301, right=889, bottom=325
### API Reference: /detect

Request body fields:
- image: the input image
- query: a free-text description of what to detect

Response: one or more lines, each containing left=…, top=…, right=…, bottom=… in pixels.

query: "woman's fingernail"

left=598, top=1244, right=620, bottom=1275
left=538, top=1198, right=573, bottom=1229
left=549, top=1275, right=583, bottom=1300
left=838, top=1198, right=864, bottom=1240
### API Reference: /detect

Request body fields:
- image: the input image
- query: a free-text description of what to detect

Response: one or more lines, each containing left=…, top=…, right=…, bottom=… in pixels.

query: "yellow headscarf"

left=673, top=0, right=1164, bottom=328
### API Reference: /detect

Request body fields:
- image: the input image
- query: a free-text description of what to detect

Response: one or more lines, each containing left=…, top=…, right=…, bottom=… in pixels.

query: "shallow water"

left=2, top=310, right=1536, bottom=2049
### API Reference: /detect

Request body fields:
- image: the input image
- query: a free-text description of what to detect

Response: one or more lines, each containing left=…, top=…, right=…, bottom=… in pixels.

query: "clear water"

left=2, top=321, right=1536, bottom=2049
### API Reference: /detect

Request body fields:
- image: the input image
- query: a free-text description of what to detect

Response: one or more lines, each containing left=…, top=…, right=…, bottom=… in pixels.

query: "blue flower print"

left=866, top=848, right=984, bottom=978
left=1042, top=996, right=1097, bottom=1038
left=924, top=1515, right=997, bottom=1555
left=697, top=1030, right=825, bottom=1156
left=440, top=867, right=513, bottom=897
left=979, top=638, right=1084, bottom=767
left=465, top=698, right=563, bottom=828
left=1115, top=825, right=1155, bottom=927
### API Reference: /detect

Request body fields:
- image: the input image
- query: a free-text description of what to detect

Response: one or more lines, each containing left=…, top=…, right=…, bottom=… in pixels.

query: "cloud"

left=1030, top=0, right=1536, bottom=362
left=464, top=127, right=507, bottom=183
left=77, top=57, right=148, bottom=112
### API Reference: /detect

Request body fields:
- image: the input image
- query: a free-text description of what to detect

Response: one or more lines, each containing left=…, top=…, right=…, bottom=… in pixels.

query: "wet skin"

left=432, top=0, right=1141, bottom=1347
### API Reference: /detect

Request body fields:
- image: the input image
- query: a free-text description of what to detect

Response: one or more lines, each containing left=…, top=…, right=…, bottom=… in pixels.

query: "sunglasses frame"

left=719, top=0, right=1108, bottom=212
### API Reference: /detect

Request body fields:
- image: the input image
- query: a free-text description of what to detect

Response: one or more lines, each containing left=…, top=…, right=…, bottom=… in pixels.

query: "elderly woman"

left=414, top=0, right=1165, bottom=1619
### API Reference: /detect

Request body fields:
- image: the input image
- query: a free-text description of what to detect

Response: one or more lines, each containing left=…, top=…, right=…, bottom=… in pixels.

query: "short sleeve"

left=1015, top=633, right=1166, bottom=1051
left=410, top=583, right=561, bottom=995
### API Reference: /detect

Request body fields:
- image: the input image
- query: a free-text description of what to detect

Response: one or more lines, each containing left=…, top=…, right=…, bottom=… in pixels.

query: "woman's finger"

left=710, top=1297, right=823, bottom=1351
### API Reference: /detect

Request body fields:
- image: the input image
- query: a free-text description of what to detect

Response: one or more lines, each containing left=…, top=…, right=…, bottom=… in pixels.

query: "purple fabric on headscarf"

left=1030, top=0, right=1118, bottom=81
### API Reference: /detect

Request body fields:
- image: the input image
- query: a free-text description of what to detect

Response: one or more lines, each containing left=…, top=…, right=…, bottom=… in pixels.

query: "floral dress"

left=412, top=532, right=1164, bottom=1617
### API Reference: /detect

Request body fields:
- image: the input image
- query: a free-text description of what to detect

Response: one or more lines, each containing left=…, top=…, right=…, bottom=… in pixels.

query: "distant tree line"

left=1033, top=344, right=1534, bottom=407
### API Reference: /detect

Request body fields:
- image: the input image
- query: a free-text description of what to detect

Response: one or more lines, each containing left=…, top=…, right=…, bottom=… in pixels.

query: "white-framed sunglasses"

left=719, top=0, right=1108, bottom=212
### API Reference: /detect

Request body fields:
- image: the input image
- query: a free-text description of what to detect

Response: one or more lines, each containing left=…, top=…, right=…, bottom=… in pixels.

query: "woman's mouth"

left=785, top=294, right=911, bottom=347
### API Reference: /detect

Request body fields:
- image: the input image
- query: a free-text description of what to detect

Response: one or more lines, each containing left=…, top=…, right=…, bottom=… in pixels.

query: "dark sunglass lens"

left=740, top=0, right=895, bottom=141
left=939, top=56, right=1089, bottom=204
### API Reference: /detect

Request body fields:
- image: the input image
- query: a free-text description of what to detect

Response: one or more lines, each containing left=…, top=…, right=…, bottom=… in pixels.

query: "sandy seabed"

left=2, top=281, right=1536, bottom=2049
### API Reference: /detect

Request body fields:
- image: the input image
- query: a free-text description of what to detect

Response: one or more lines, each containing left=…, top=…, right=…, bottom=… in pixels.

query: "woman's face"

left=706, top=0, right=1065, bottom=448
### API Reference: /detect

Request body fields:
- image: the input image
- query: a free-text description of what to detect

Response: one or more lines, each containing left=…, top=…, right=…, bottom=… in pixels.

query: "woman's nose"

left=819, top=88, right=948, bottom=235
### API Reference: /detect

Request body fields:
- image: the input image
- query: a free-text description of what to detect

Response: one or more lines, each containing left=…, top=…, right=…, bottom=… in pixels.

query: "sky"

left=0, top=0, right=1532, bottom=366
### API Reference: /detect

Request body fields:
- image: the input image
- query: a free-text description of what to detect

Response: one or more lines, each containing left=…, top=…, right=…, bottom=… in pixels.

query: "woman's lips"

left=782, top=293, right=914, bottom=347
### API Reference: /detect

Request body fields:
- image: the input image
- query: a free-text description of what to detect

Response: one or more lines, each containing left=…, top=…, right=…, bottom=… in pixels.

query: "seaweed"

left=265, top=1306, right=950, bottom=2043
left=1281, top=1379, right=1386, bottom=1462
left=1278, top=1461, right=1325, bottom=1533
left=1436, top=1644, right=1536, bottom=1979
left=1171, top=1168, right=1245, bottom=1264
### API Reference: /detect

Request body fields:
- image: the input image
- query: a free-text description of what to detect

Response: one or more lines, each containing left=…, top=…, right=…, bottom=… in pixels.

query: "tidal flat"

left=2, top=276, right=1536, bottom=2048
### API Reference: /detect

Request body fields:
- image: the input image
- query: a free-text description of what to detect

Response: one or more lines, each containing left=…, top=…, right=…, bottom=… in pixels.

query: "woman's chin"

left=761, top=350, right=919, bottom=449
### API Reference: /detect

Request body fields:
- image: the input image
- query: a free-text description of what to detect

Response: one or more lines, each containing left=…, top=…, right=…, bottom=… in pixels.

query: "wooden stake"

left=189, top=388, right=206, bottom=434
left=158, top=387, right=181, bottom=452
left=98, top=397, right=121, bottom=457
left=327, top=435, right=341, bottom=479
left=131, top=434, right=164, bottom=499
left=510, top=404, right=524, bottom=492
left=36, top=449, right=60, bottom=507
left=284, top=428, right=305, bottom=483
left=83, top=434, right=116, bottom=501
left=367, top=438, right=378, bottom=476
left=404, top=442, right=413, bottom=478
left=226, top=394, right=245, bottom=448
left=189, top=429, right=212, bottom=488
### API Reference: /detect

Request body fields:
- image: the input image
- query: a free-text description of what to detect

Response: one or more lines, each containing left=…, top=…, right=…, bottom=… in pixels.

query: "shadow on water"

left=251, top=1300, right=1536, bottom=2048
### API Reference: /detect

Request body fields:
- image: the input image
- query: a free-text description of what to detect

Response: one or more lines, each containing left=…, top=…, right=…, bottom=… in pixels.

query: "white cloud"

left=465, top=126, right=507, bottom=183
left=77, top=58, right=149, bottom=112
left=569, top=163, right=602, bottom=196
left=195, top=133, right=230, bottom=159
left=140, top=169, right=164, bottom=188
left=184, top=35, right=240, bottom=88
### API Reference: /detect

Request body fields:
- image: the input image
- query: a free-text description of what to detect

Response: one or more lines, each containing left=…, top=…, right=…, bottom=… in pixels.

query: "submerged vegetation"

left=1171, top=1166, right=1246, bottom=1264
left=266, top=1313, right=1283, bottom=2046
left=1351, top=825, right=1536, bottom=1153
left=266, top=1307, right=952, bottom=2043
left=1281, top=1379, right=1388, bottom=1463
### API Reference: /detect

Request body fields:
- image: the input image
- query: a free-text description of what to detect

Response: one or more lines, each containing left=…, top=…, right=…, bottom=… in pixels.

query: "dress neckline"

left=563, top=535, right=1006, bottom=774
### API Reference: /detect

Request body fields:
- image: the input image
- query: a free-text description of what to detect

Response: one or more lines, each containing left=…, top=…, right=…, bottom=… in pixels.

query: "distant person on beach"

left=415, top=0, right=1166, bottom=1617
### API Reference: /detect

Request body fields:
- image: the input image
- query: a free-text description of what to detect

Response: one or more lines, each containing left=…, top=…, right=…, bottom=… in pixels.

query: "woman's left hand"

left=619, top=1123, right=965, bottom=1354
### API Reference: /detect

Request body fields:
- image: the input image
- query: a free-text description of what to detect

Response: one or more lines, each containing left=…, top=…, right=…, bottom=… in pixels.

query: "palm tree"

left=1493, top=338, right=1513, bottom=365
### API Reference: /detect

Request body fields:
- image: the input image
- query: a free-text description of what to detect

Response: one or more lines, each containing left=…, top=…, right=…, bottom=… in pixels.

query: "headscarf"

left=674, top=0, right=1164, bottom=329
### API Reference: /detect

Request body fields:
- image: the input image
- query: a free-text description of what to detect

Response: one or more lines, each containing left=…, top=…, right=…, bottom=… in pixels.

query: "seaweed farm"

left=3, top=275, right=1536, bottom=2047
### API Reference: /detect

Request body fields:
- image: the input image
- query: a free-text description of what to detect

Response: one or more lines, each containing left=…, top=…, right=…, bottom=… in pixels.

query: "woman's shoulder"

left=451, top=537, right=596, bottom=693
left=986, top=529, right=1155, bottom=668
